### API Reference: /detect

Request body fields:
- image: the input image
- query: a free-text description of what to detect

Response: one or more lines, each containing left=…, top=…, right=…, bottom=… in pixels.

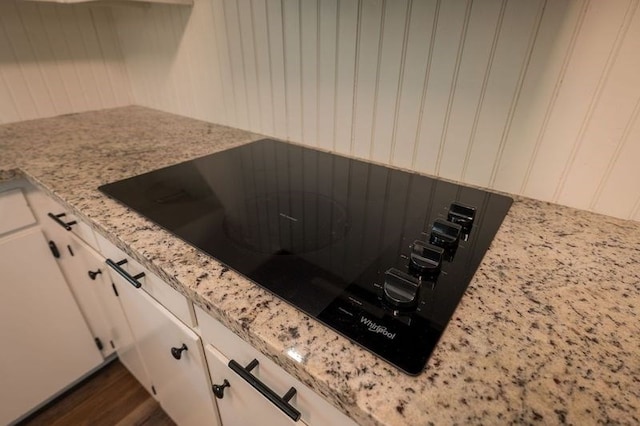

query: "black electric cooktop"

left=100, top=139, right=512, bottom=375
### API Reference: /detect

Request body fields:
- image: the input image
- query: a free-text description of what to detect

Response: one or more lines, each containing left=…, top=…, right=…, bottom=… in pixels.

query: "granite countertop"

left=1, top=106, right=638, bottom=425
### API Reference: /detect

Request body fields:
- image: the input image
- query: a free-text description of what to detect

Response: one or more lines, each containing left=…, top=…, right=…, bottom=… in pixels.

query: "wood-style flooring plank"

left=18, top=360, right=174, bottom=426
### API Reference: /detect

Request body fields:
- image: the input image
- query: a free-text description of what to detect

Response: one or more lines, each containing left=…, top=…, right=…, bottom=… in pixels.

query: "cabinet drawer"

left=195, top=305, right=357, bottom=426
left=25, top=188, right=100, bottom=251
left=96, top=231, right=196, bottom=328
left=0, top=188, right=36, bottom=235
left=205, top=344, right=309, bottom=426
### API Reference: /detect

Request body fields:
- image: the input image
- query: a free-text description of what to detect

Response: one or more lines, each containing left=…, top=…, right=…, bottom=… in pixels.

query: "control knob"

left=429, top=218, right=462, bottom=251
left=383, top=268, right=421, bottom=310
left=447, top=202, right=476, bottom=230
left=409, top=240, right=444, bottom=278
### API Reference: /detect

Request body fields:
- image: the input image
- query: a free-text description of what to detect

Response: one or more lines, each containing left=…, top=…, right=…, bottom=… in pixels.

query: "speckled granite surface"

left=1, top=106, right=638, bottom=425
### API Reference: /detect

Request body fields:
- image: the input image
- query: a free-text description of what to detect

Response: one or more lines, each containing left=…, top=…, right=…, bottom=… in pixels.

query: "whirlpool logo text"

left=360, top=316, right=396, bottom=340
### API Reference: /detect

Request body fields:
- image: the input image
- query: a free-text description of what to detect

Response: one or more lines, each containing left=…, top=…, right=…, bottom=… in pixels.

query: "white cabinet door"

left=204, top=344, right=309, bottom=426
left=105, top=271, right=154, bottom=396
left=47, top=232, right=116, bottom=358
left=0, top=229, right=103, bottom=425
left=117, top=277, right=220, bottom=426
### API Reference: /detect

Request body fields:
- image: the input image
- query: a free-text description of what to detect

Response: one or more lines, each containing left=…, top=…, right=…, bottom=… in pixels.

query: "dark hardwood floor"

left=19, top=360, right=175, bottom=426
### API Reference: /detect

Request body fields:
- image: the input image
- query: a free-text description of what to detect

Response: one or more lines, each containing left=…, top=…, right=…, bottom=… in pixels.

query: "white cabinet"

left=205, top=344, right=310, bottom=426
left=47, top=231, right=117, bottom=358
left=26, top=185, right=115, bottom=358
left=100, top=263, right=154, bottom=395
left=98, top=233, right=219, bottom=425
left=117, top=279, right=220, bottom=426
left=0, top=228, right=104, bottom=425
left=195, top=305, right=358, bottom=426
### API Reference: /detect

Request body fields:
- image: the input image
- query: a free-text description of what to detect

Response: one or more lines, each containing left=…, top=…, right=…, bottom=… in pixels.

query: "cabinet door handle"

left=171, top=343, right=188, bottom=360
left=88, top=269, right=102, bottom=280
left=106, top=258, right=144, bottom=289
left=47, top=212, right=77, bottom=231
left=212, top=379, right=230, bottom=399
left=229, top=359, right=301, bottom=422
left=48, top=241, right=61, bottom=258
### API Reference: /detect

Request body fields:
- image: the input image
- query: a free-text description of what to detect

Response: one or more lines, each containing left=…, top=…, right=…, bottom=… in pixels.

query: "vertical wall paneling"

left=223, top=0, right=252, bottom=128
left=435, top=0, right=505, bottom=182
left=165, top=7, right=194, bottom=118
left=282, top=0, right=303, bottom=142
left=556, top=1, right=640, bottom=210
left=300, top=0, right=318, bottom=146
left=58, top=7, right=108, bottom=110
left=633, top=199, right=640, bottom=222
left=211, top=0, right=236, bottom=124
left=391, top=0, right=439, bottom=169
left=333, top=0, right=358, bottom=153
left=412, top=0, right=472, bottom=176
left=316, top=0, right=338, bottom=151
left=462, top=0, right=545, bottom=187
left=0, top=12, right=37, bottom=122
left=0, top=2, right=130, bottom=124
left=491, top=0, right=586, bottom=195
left=351, top=0, right=384, bottom=159
left=105, top=0, right=640, bottom=220
left=17, top=2, right=71, bottom=115
left=236, top=0, right=262, bottom=132
left=0, top=72, right=19, bottom=124
left=37, top=3, right=90, bottom=112
left=369, top=0, right=410, bottom=164
left=75, top=7, right=117, bottom=108
left=1, top=2, right=53, bottom=119
left=249, top=0, right=275, bottom=137
left=590, top=97, right=640, bottom=218
left=89, top=7, right=133, bottom=108
left=521, top=0, right=632, bottom=202
left=264, top=0, right=288, bottom=139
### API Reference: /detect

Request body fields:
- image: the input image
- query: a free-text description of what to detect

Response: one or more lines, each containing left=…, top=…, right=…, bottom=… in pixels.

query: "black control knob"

left=447, top=202, right=476, bottom=230
left=429, top=219, right=462, bottom=250
left=383, top=268, right=421, bottom=310
left=409, top=241, right=444, bottom=278
left=88, top=269, right=102, bottom=280
left=212, top=379, right=230, bottom=399
left=171, top=343, right=188, bottom=360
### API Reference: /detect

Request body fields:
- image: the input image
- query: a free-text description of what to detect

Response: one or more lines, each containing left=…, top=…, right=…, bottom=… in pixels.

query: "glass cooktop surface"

left=99, top=139, right=512, bottom=375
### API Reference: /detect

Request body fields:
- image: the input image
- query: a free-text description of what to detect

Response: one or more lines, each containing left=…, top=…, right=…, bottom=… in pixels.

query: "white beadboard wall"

left=111, top=0, right=640, bottom=221
left=1, top=0, right=638, bottom=221
left=0, top=1, right=131, bottom=125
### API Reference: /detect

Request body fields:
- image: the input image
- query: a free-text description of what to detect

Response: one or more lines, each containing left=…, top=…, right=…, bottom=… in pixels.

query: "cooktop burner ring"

left=222, top=190, right=350, bottom=255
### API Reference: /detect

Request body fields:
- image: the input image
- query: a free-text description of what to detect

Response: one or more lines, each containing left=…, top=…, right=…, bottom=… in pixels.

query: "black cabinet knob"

left=212, top=379, right=230, bottom=399
left=88, top=269, right=102, bottom=280
left=171, top=343, right=188, bottom=360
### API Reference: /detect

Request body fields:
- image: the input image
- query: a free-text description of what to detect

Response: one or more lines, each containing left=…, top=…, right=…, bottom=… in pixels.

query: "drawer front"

left=195, top=305, right=357, bottom=426
left=25, top=188, right=100, bottom=251
left=205, top=344, right=309, bottom=426
left=95, top=232, right=196, bottom=327
left=0, top=188, right=36, bottom=236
